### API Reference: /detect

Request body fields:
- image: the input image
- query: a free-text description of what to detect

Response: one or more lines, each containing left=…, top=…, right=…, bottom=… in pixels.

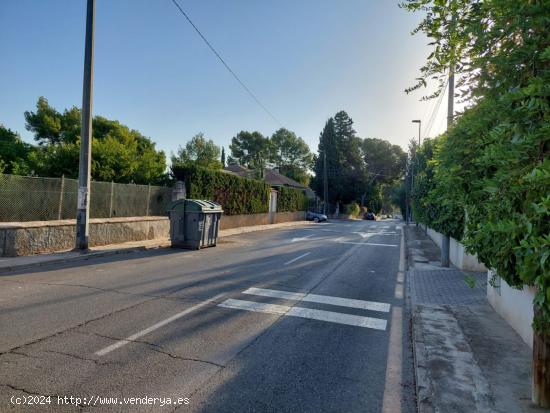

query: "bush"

left=345, top=202, right=360, bottom=217
left=277, top=186, right=308, bottom=212
left=171, top=165, right=270, bottom=215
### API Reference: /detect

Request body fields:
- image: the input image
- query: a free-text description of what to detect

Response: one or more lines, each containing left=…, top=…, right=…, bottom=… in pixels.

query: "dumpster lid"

left=166, top=199, right=186, bottom=211
left=184, top=199, right=223, bottom=213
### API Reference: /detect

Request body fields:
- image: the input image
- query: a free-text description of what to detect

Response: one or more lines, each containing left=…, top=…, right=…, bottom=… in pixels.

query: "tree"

left=0, top=125, right=32, bottom=174
left=221, top=147, right=226, bottom=167
left=22, top=97, right=167, bottom=184
left=229, top=131, right=272, bottom=171
left=311, top=112, right=367, bottom=206
left=172, top=133, right=222, bottom=170
left=332, top=111, right=368, bottom=204
left=362, top=138, right=406, bottom=185
left=404, top=1, right=550, bottom=405
left=270, top=128, right=313, bottom=185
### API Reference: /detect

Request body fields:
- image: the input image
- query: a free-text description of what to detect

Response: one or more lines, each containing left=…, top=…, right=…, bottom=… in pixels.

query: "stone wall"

left=0, top=211, right=307, bottom=257
left=273, top=211, right=306, bottom=224
left=219, top=213, right=270, bottom=230
left=219, top=211, right=305, bottom=230
left=0, top=216, right=169, bottom=257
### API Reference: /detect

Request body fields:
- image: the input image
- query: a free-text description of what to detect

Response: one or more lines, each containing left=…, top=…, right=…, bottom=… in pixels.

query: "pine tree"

left=221, top=147, right=226, bottom=167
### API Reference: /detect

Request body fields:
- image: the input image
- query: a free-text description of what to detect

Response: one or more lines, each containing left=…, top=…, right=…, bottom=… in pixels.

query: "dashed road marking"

left=284, top=252, right=311, bottom=265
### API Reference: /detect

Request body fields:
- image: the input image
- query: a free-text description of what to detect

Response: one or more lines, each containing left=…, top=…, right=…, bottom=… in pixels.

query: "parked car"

left=306, top=211, right=328, bottom=222
left=365, top=212, right=376, bottom=221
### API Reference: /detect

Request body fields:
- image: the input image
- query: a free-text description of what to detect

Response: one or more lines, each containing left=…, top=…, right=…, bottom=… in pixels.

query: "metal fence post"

left=146, top=184, right=151, bottom=217
left=109, top=181, right=114, bottom=218
left=57, top=175, right=65, bottom=220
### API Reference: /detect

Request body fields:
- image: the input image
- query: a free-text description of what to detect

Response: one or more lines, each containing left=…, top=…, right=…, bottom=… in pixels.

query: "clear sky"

left=0, top=0, right=449, bottom=159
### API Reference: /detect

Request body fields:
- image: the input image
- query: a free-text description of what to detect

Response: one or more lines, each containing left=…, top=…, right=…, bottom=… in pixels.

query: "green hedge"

left=277, top=186, right=307, bottom=212
left=171, top=165, right=270, bottom=215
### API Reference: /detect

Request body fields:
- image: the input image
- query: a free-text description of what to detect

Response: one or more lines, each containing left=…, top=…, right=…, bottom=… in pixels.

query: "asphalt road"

left=0, top=219, right=415, bottom=413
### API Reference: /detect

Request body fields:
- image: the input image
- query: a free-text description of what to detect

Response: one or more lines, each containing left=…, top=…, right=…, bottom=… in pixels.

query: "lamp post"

left=412, top=119, right=421, bottom=146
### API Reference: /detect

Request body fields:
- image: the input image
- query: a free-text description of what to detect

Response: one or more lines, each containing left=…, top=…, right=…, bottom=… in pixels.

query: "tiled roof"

left=223, top=165, right=307, bottom=190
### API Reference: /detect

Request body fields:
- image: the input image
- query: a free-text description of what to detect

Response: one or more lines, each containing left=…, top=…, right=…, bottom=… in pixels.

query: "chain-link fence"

left=0, top=174, right=172, bottom=222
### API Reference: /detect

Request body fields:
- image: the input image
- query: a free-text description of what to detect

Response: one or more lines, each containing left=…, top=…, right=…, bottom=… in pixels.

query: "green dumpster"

left=167, top=199, right=223, bottom=249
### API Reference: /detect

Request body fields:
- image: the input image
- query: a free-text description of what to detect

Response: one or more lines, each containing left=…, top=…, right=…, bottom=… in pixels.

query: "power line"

left=424, top=78, right=449, bottom=139
left=170, top=0, right=283, bottom=127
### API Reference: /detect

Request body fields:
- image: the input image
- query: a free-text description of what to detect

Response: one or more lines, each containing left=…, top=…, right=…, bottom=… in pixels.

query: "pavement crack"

left=0, top=298, right=155, bottom=357
left=145, top=345, right=224, bottom=368
left=43, top=350, right=124, bottom=366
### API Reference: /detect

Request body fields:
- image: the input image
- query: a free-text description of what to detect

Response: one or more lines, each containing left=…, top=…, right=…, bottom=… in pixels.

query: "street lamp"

left=412, top=119, right=421, bottom=146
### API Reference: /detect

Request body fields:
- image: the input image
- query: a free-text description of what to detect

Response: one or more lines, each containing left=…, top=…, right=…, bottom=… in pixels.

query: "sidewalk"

left=405, top=225, right=546, bottom=413
left=0, top=220, right=315, bottom=274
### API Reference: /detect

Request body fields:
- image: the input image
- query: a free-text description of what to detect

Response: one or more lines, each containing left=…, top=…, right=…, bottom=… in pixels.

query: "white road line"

left=243, top=287, right=390, bottom=313
left=303, top=293, right=390, bottom=313
left=284, top=252, right=311, bottom=266
left=291, top=234, right=313, bottom=243
left=218, top=299, right=387, bottom=330
left=219, top=298, right=288, bottom=315
left=244, top=287, right=305, bottom=301
left=336, top=241, right=398, bottom=247
left=95, top=293, right=225, bottom=356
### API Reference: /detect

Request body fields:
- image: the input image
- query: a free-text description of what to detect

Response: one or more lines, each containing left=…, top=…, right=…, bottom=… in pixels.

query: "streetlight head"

left=412, top=119, right=421, bottom=123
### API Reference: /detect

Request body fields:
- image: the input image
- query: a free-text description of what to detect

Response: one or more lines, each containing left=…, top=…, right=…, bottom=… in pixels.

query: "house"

left=223, top=165, right=317, bottom=200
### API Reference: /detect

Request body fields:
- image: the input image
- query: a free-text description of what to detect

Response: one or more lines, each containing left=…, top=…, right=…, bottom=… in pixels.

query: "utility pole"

left=323, top=151, right=328, bottom=215
left=412, top=120, right=421, bottom=226
left=441, top=69, right=454, bottom=267
left=405, top=160, right=409, bottom=225
left=75, top=0, right=95, bottom=250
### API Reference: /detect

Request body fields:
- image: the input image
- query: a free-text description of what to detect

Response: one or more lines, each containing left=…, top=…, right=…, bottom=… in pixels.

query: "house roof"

left=263, top=168, right=307, bottom=189
left=224, top=164, right=249, bottom=175
left=223, top=165, right=308, bottom=190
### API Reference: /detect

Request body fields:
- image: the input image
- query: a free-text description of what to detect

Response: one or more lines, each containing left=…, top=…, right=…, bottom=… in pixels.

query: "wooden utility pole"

left=75, top=0, right=95, bottom=250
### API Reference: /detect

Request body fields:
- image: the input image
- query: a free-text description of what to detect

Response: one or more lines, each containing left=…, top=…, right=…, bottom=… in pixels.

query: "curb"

left=0, top=242, right=169, bottom=274
left=404, top=225, right=435, bottom=413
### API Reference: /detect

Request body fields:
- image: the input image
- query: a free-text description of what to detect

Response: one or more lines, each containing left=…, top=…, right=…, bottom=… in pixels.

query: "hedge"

left=277, top=186, right=308, bottom=212
left=171, top=165, right=270, bottom=215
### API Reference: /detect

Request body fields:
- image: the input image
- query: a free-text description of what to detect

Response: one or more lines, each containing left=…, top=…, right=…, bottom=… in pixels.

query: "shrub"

left=171, top=165, right=270, bottom=215
left=345, top=202, right=360, bottom=217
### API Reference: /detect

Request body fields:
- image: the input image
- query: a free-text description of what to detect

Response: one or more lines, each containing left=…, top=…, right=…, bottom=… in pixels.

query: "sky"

left=0, top=0, right=450, bottom=159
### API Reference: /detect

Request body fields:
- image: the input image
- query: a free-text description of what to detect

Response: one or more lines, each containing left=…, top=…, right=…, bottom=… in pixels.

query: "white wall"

left=425, top=226, right=486, bottom=272
left=486, top=270, right=536, bottom=348
left=426, top=227, right=443, bottom=249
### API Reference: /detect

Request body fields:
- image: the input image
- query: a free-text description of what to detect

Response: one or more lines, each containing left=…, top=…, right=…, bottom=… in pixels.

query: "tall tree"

left=171, top=133, right=222, bottom=170
left=311, top=118, right=344, bottom=204
left=221, top=147, right=226, bottom=167
left=229, top=131, right=272, bottom=171
left=270, top=128, right=313, bottom=185
left=362, top=138, right=407, bottom=185
left=332, top=111, right=368, bottom=203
